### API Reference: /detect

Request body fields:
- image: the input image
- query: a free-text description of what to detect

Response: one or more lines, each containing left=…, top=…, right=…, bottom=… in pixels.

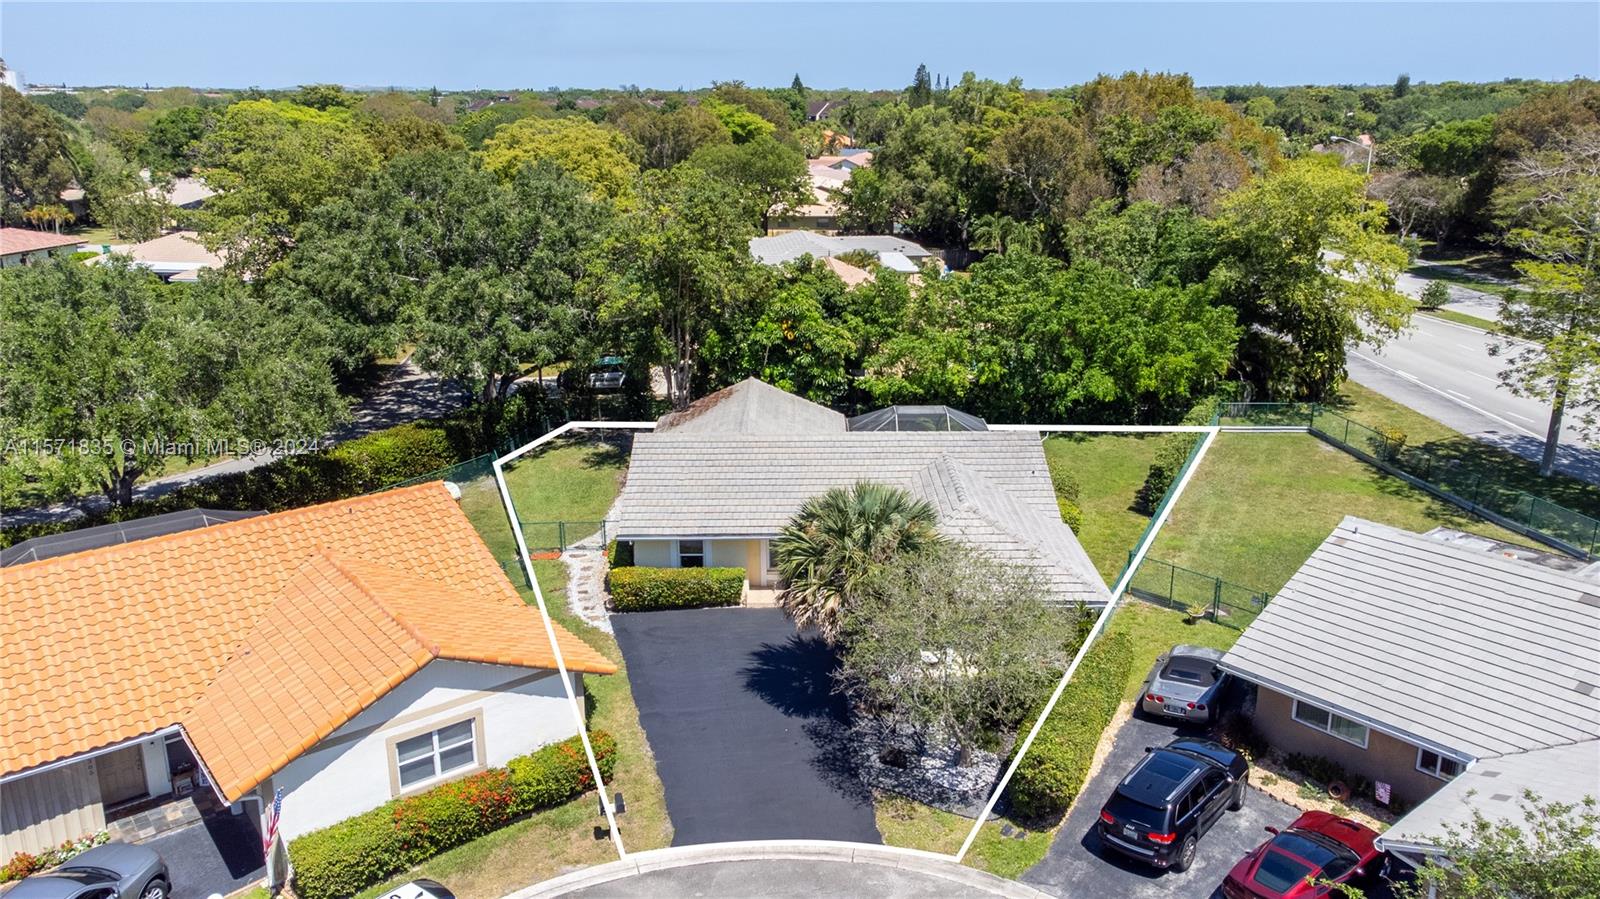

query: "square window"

left=1293, top=701, right=1331, bottom=730
left=398, top=757, right=436, bottom=788
left=393, top=717, right=480, bottom=793
left=679, top=540, right=705, bottom=568
left=1329, top=715, right=1369, bottom=746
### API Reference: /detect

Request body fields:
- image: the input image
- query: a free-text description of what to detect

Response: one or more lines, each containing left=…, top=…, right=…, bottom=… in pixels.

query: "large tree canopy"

left=479, top=116, right=641, bottom=202
left=0, top=259, right=345, bottom=507
left=1, top=85, right=78, bottom=225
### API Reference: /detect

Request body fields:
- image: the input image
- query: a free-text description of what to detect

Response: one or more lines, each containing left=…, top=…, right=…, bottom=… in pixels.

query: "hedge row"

left=1132, top=393, right=1228, bottom=515
left=289, top=731, right=616, bottom=899
left=608, top=566, right=744, bottom=611
left=1006, top=632, right=1133, bottom=821
left=606, top=539, right=634, bottom=568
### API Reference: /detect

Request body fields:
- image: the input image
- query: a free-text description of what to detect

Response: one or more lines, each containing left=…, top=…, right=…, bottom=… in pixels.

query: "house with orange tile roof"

left=0, top=483, right=615, bottom=856
left=0, top=227, right=82, bottom=267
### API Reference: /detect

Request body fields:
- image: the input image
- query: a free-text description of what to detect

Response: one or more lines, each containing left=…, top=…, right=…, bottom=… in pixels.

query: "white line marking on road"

left=1350, top=350, right=1542, bottom=439
left=1457, top=343, right=1480, bottom=351
left=1468, top=372, right=1501, bottom=384
left=1506, top=411, right=1537, bottom=424
left=1446, top=389, right=1471, bottom=400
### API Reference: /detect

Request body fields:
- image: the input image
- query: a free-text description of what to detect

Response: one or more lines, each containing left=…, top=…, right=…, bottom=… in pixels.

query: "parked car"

left=5, top=843, right=169, bottom=899
left=587, top=356, right=627, bottom=391
left=1221, top=811, right=1382, bottom=898
left=1097, top=737, right=1250, bottom=873
left=1139, top=644, right=1229, bottom=723
left=384, top=880, right=458, bottom=899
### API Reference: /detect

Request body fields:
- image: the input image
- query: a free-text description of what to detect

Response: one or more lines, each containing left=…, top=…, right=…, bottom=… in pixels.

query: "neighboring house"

left=821, top=255, right=872, bottom=288
left=749, top=230, right=935, bottom=269
left=806, top=99, right=835, bottom=121
left=153, top=176, right=217, bottom=210
left=612, top=379, right=1108, bottom=606
left=96, top=230, right=223, bottom=281
left=767, top=152, right=874, bottom=234
left=0, top=227, right=81, bottom=267
left=0, top=483, right=615, bottom=855
left=1219, top=517, right=1599, bottom=830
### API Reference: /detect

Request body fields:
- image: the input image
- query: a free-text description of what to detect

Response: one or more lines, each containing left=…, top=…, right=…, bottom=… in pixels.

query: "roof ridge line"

left=322, top=552, right=442, bottom=660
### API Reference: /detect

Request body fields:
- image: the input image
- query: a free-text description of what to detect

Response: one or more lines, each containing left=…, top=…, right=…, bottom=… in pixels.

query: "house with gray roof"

left=749, top=231, right=935, bottom=268
left=612, top=379, right=1107, bottom=607
left=1219, top=516, right=1599, bottom=859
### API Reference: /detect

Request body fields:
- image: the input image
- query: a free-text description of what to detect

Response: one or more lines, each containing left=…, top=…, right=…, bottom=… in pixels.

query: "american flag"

left=262, top=788, right=283, bottom=858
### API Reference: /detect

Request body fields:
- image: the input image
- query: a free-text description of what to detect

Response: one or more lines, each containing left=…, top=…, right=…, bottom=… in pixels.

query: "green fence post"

left=558, top=521, right=567, bottom=552
left=1212, top=579, right=1222, bottom=620
left=1341, top=417, right=1350, bottom=445
left=1169, top=563, right=1176, bottom=604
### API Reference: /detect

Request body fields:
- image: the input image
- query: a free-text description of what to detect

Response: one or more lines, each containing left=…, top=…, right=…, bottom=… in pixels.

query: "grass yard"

left=1148, top=432, right=1533, bottom=594
left=354, top=585, right=671, bottom=899
left=1330, top=383, right=1600, bottom=520
left=1106, top=600, right=1237, bottom=701
left=501, top=436, right=630, bottom=553
left=1420, top=308, right=1501, bottom=332
left=1043, top=434, right=1163, bottom=583
left=874, top=796, right=1053, bottom=879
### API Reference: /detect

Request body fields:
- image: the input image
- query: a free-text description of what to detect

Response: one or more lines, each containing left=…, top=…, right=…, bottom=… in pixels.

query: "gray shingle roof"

left=1220, top=517, right=1600, bottom=760
left=1378, top=739, right=1600, bottom=855
left=749, top=231, right=932, bottom=266
left=614, top=430, right=1109, bottom=606
left=655, top=378, right=846, bottom=436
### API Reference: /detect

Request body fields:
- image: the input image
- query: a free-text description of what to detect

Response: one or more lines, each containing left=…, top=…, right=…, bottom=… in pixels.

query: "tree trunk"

left=1540, top=379, right=1568, bottom=477
left=957, top=742, right=973, bottom=768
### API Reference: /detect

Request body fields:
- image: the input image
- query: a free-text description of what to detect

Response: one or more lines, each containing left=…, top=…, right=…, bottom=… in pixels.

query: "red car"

left=1221, top=811, right=1382, bottom=898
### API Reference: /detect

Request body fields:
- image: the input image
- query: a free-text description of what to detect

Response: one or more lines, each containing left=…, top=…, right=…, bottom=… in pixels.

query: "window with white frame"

left=394, top=718, right=478, bottom=790
left=678, top=539, right=705, bottom=568
left=1291, top=699, right=1369, bottom=748
left=1416, top=747, right=1465, bottom=780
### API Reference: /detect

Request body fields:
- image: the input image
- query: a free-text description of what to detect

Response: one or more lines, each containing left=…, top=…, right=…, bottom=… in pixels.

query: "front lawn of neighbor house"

left=1042, top=434, right=1163, bottom=583
left=500, top=434, right=630, bottom=556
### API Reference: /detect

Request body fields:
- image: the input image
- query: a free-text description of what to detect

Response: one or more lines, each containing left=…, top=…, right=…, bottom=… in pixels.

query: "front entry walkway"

left=611, top=608, right=881, bottom=846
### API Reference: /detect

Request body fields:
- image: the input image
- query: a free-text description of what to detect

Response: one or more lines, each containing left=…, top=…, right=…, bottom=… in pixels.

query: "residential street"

left=5, top=359, right=470, bottom=526
left=1347, top=315, right=1600, bottom=483
left=1020, top=710, right=1300, bottom=899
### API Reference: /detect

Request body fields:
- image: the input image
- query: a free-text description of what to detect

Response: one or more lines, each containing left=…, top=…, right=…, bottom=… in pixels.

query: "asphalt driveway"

left=144, top=812, right=264, bottom=899
left=1020, top=711, right=1297, bottom=899
left=611, top=607, right=881, bottom=846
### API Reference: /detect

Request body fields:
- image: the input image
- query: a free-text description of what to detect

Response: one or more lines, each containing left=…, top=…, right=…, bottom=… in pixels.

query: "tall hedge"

left=608, top=566, right=744, bottom=611
left=1006, top=632, right=1133, bottom=821
left=289, top=731, right=616, bottom=899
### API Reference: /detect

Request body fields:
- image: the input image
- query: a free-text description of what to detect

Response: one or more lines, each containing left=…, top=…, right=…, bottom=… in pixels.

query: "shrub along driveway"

left=611, top=607, right=881, bottom=846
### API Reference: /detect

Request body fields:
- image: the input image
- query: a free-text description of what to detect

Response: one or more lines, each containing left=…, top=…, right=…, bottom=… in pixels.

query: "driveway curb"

left=504, top=840, right=1052, bottom=898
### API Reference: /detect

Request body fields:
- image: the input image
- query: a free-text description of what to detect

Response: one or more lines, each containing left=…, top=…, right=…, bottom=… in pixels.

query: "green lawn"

left=1330, top=383, right=1600, bottom=520
left=874, top=796, right=1053, bottom=879
left=1043, top=434, right=1163, bottom=583
left=1420, top=308, right=1501, bottom=333
left=1147, top=431, right=1533, bottom=594
left=1106, top=600, right=1238, bottom=701
left=500, top=436, right=630, bottom=553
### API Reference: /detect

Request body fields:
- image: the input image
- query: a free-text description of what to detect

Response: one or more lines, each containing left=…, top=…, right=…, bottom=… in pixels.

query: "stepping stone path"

left=561, top=511, right=616, bottom=633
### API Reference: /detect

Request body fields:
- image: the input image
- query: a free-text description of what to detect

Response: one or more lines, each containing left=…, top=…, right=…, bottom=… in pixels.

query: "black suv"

left=1097, top=737, right=1249, bottom=872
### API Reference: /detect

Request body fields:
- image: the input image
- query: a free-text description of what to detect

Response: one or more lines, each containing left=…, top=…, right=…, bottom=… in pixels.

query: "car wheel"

left=140, top=879, right=168, bottom=899
left=1172, top=835, right=1198, bottom=873
left=1229, top=775, right=1248, bottom=811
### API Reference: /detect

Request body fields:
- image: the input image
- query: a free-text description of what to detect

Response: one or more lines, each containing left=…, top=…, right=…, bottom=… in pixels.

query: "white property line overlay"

left=493, top=420, right=657, bottom=860
left=491, top=418, right=1219, bottom=866
left=955, top=425, right=1220, bottom=862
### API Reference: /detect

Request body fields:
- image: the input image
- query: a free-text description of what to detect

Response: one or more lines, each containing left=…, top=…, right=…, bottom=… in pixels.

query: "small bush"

left=290, top=731, right=615, bottom=899
left=1133, top=393, right=1226, bottom=515
left=1368, top=425, right=1407, bottom=463
left=0, top=831, right=110, bottom=883
left=608, top=566, right=744, bottom=611
left=1057, top=497, right=1084, bottom=532
left=1283, top=751, right=1371, bottom=800
left=1418, top=280, right=1451, bottom=310
left=1006, top=632, right=1133, bottom=821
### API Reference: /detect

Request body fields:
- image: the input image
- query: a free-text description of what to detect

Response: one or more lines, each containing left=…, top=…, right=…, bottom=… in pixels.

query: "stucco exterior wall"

left=629, top=538, right=774, bottom=586
left=633, top=540, right=672, bottom=567
left=271, top=660, right=578, bottom=840
left=1252, top=687, right=1451, bottom=807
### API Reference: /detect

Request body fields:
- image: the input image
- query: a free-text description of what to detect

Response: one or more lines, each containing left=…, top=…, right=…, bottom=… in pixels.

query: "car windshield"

left=1161, top=659, right=1217, bottom=686
left=1103, top=792, right=1167, bottom=830
left=1252, top=848, right=1317, bottom=893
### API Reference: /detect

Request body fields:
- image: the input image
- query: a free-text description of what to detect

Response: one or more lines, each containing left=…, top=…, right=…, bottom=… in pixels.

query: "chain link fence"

left=1127, top=556, right=1273, bottom=631
left=516, top=520, right=608, bottom=553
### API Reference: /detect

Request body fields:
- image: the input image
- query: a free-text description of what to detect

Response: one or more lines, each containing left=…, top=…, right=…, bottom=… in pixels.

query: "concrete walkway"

left=508, top=842, right=1051, bottom=899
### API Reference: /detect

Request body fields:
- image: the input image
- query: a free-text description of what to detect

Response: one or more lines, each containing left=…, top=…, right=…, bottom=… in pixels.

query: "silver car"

left=5, top=843, right=169, bottom=899
left=1139, top=645, right=1228, bottom=723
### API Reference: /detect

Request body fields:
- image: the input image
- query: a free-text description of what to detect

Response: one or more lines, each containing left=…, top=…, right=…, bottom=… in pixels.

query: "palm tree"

left=774, top=481, right=943, bottom=641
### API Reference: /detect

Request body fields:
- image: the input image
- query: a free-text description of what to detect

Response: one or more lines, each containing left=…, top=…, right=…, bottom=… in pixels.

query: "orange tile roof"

left=0, top=483, right=614, bottom=790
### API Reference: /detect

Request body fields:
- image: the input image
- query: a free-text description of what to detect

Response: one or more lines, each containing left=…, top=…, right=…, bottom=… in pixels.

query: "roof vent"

left=1575, top=680, right=1597, bottom=697
left=1578, top=593, right=1600, bottom=609
left=1490, top=793, right=1513, bottom=802
left=1478, top=769, right=1501, bottom=778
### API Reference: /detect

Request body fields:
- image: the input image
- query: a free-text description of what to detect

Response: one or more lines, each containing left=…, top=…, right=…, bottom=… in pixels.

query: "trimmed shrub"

left=606, top=539, right=634, bottom=568
left=1418, top=280, right=1451, bottom=311
left=1133, top=393, right=1226, bottom=515
left=608, top=566, right=744, bottom=611
left=1, top=831, right=111, bottom=883
left=1006, top=632, right=1133, bottom=821
left=290, top=731, right=616, bottom=899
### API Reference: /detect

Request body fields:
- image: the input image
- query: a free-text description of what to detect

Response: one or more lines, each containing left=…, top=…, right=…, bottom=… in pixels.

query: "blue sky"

left=3, top=2, right=1596, bottom=91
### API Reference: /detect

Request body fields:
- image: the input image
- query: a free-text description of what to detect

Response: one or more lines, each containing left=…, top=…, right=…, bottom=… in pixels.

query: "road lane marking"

left=1446, top=389, right=1471, bottom=400
left=1349, top=351, right=1542, bottom=438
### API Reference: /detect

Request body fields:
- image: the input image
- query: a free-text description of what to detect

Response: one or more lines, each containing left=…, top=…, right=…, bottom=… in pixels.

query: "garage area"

left=611, top=607, right=881, bottom=846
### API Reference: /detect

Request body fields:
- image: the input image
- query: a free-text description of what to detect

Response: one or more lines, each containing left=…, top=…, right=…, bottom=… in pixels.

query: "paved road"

left=1348, top=315, right=1600, bottom=483
left=559, top=858, right=1044, bottom=898
left=1020, top=710, right=1299, bottom=899
left=7, top=360, right=470, bottom=526
left=611, top=608, right=881, bottom=846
